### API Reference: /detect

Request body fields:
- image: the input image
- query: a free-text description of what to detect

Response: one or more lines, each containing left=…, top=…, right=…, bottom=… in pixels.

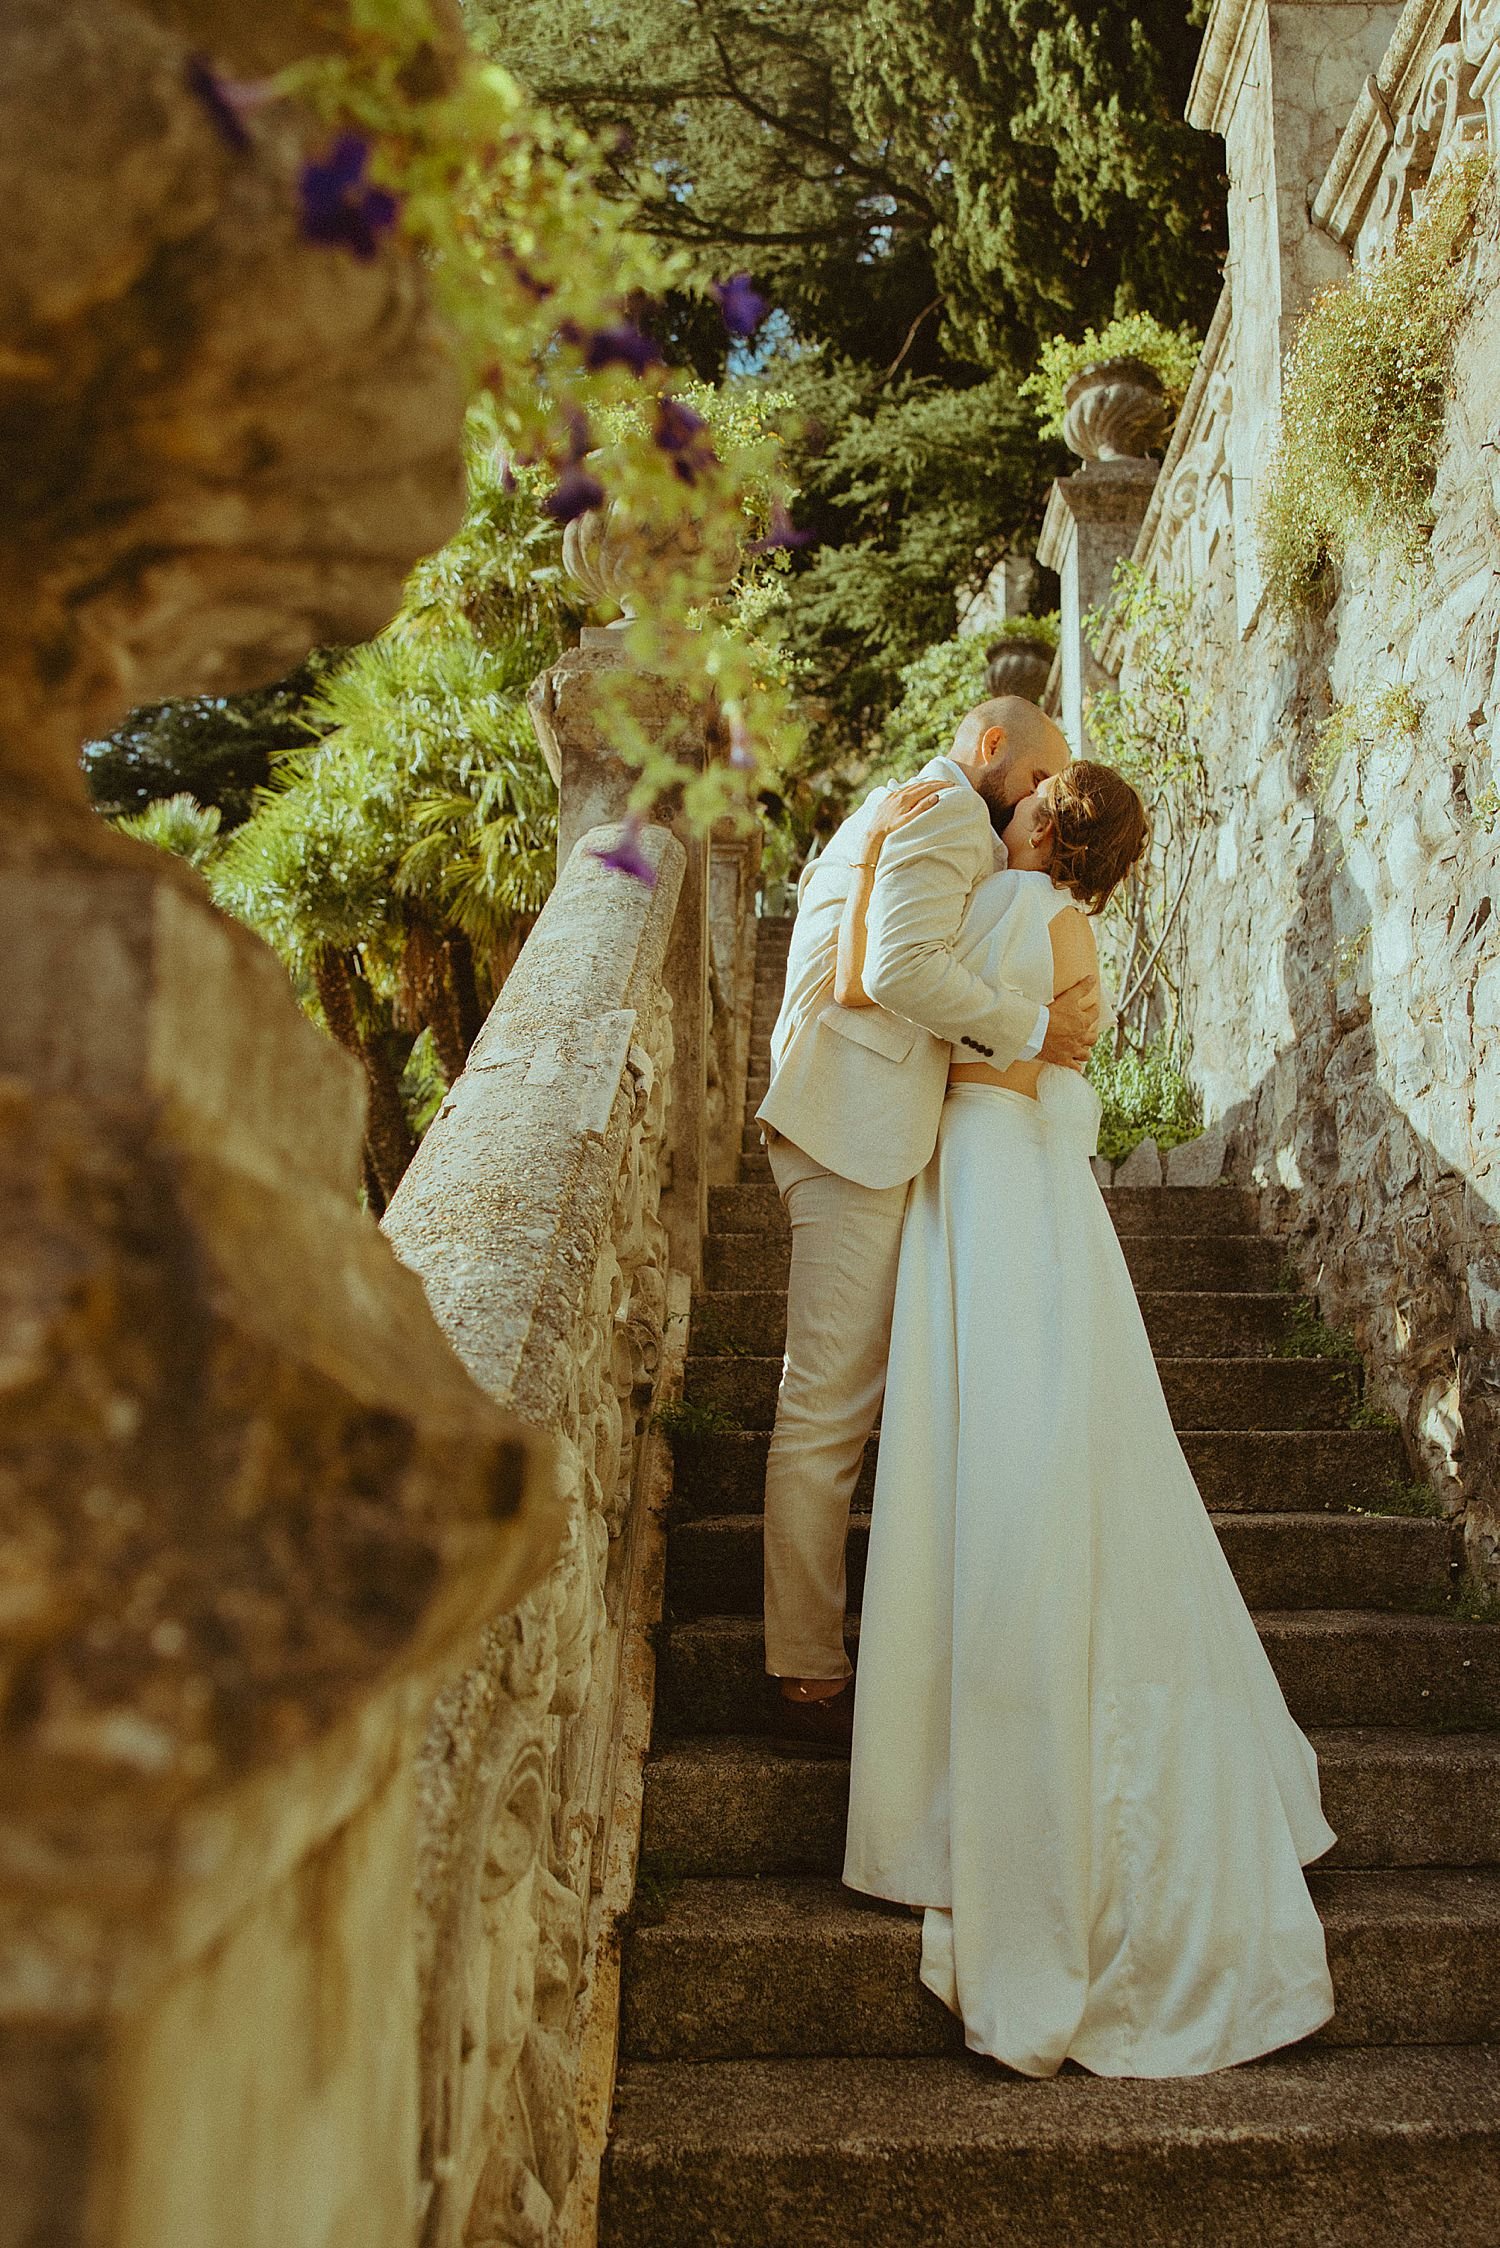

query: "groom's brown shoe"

left=768, top=1677, right=855, bottom=1758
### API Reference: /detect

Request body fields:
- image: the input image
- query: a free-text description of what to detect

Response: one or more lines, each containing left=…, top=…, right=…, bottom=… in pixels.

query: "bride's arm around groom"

left=856, top=774, right=1046, bottom=1065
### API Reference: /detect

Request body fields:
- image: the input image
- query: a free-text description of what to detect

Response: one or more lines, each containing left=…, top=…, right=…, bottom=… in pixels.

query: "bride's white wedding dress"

left=842, top=870, right=1337, bottom=2079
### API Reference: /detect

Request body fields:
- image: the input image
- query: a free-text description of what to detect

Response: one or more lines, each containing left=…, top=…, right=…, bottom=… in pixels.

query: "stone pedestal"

left=1037, top=460, right=1160, bottom=755
left=528, top=627, right=715, bottom=1281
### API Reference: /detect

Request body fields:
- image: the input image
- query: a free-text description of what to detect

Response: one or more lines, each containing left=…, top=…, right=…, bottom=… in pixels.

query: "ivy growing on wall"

left=1307, top=683, right=1423, bottom=801
left=1258, top=151, right=1490, bottom=614
left=1085, top=559, right=1208, bottom=1055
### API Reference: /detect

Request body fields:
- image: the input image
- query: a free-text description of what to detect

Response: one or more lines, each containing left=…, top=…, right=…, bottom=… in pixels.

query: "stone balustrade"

left=1098, top=0, right=1500, bottom=1586
left=0, top=4, right=747, bottom=2241
left=384, top=823, right=688, bottom=2246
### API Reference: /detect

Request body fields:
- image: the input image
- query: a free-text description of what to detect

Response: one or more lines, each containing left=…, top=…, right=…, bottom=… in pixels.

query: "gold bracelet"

left=852, top=859, right=879, bottom=870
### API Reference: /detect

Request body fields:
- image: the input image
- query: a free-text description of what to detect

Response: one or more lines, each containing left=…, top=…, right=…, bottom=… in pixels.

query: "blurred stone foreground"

left=0, top=2, right=652, bottom=2240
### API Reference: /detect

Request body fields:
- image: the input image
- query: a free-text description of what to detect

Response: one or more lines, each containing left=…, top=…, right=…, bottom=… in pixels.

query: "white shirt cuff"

left=1019, top=1004, right=1048, bottom=1062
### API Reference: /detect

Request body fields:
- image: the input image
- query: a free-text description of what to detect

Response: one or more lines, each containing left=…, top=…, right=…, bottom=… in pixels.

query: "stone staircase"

left=600, top=915, right=1500, bottom=2244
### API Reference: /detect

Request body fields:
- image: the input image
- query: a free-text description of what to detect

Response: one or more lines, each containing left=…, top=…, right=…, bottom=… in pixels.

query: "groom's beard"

left=975, top=762, right=1022, bottom=837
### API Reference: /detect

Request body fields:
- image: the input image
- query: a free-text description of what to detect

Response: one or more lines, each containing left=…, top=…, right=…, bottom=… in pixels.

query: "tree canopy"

left=476, top=0, right=1223, bottom=374
left=474, top=0, right=1225, bottom=753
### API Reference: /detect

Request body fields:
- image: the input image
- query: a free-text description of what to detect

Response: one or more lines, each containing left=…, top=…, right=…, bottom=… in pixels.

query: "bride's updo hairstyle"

left=1043, top=761, right=1149, bottom=915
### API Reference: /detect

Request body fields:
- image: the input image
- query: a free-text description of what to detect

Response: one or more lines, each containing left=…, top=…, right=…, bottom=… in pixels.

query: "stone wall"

left=1096, top=0, right=1500, bottom=1583
left=384, top=823, right=685, bottom=2246
left=0, top=7, right=706, bottom=2243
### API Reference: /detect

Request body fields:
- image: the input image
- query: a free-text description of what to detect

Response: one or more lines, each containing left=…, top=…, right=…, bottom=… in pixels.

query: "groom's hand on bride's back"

left=1040, top=977, right=1100, bottom=1072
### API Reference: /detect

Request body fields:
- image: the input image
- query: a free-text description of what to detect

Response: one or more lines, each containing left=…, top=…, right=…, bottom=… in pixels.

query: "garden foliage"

left=1088, top=1036, right=1203, bottom=1166
left=1019, top=312, right=1204, bottom=440
left=1259, top=153, right=1488, bottom=613
left=476, top=0, right=1224, bottom=753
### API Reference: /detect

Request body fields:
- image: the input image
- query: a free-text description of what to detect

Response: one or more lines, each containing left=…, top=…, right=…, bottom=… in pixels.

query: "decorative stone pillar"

left=1038, top=459, right=1161, bottom=757
left=0, top=8, right=561, bottom=2241
left=528, top=505, right=738, bottom=1284
left=1188, top=0, right=1404, bottom=627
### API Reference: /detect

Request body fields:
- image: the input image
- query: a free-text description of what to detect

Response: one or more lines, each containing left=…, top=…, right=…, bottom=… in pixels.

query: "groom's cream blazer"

left=756, top=755, right=1044, bottom=1191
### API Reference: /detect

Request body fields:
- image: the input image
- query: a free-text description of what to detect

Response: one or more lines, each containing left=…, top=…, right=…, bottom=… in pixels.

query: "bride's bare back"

left=948, top=902, right=1099, bottom=1100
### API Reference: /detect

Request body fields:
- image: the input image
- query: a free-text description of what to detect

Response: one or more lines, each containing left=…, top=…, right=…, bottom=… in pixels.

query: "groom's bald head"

left=951, top=696, right=1070, bottom=829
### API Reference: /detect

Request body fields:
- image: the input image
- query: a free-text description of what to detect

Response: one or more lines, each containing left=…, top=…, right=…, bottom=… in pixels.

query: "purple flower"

left=727, top=718, right=757, bottom=772
left=543, top=464, right=605, bottom=523
left=653, top=396, right=717, bottom=485
left=750, top=501, right=814, bottom=555
left=591, top=818, right=659, bottom=887
left=711, top=273, right=769, bottom=340
left=583, top=323, right=663, bottom=376
left=298, top=134, right=401, bottom=262
left=510, top=260, right=554, bottom=302
left=185, top=55, right=264, bottom=152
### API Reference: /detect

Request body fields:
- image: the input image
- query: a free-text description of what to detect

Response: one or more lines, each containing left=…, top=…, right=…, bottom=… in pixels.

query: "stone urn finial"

left=984, top=637, right=1054, bottom=702
left=1062, top=356, right=1175, bottom=464
left=561, top=487, right=740, bottom=622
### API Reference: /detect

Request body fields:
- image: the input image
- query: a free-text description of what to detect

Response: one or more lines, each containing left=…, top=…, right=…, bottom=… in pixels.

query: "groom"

left=755, top=694, right=1098, bottom=1752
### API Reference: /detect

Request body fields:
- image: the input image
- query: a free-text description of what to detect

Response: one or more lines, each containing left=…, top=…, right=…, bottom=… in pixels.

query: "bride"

left=835, top=759, right=1338, bottom=2080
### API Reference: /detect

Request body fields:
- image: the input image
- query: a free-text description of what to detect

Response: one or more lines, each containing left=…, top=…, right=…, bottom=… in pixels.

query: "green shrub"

left=987, top=611, right=1060, bottom=652
left=1368, top=1478, right=1449, bottom=1521
left=1259, top=153, right=1488, bottom=613
left=1088, top=1036, right=1202, bottom=1165
left=655, top=1399, right=743, bottom=1440
left=1276, top=1299, right=1361, bottom=1363
left=115, top=793, right=225, bottom=872
left=1020, top=313, right=1203, bottom=441
left=866, top=631, right=991, bottom=784
left=1307, top=684, right=1423, bottom=800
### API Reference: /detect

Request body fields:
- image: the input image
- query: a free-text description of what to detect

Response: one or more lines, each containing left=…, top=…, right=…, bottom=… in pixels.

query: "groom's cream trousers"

left=763, top=1133, right=910, bottom=1679
left=756, top=762, right=1043, bottom=1680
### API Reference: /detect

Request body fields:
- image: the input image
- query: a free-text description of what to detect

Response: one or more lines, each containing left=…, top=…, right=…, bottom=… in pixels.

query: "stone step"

left=704, top=1227, right=1286, bottom=1294
left=642, top=1728, right=1500, bottom=1877
left=692, top=1287, right=1299, bottom=1361
left=600, top=2046, right=1500, bottom=2247
left=654, top=1612, right=1500, bottom=1736
left=664, top=1511, right=1455, bottom=1620
left=665, top=1425, right=1413, bottom=1519
left=684, top=1354, right=1358, bottom=1432
left=709, top=1183, right=1258, bottom=1237
left=620, top=1870, right=1500, bottom=2061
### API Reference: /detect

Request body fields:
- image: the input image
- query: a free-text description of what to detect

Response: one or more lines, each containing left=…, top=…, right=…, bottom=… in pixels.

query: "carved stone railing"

left=383, top=823, right=685, bottom=2246
left=1123, top=292, right=1237, bottom=608
left=0, top=6, right=721, bottom=2243
left=1313, top=0, right=1500, bottom=261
